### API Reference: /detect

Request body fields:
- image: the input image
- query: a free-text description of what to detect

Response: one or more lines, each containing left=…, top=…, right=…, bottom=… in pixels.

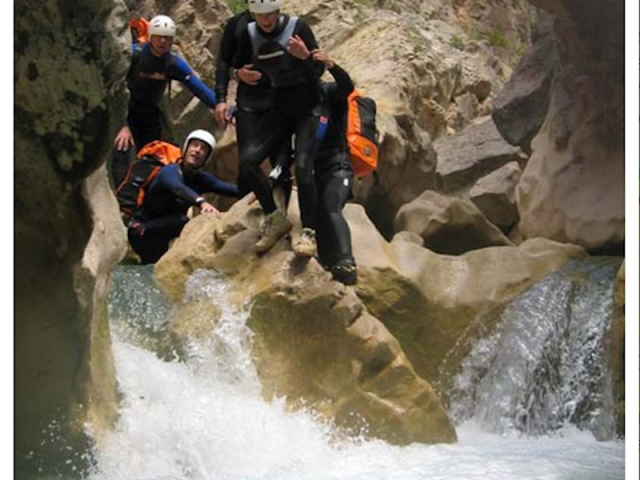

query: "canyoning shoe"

left=292, top=228, right=317, bottom=258
left=255, top=210, right=292, bottom=254
left=331, top=260, right=358, bottom=286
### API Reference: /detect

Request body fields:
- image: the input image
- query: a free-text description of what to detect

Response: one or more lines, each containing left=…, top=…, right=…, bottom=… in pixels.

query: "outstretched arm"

left=197, top=171, right=241, bottom=198
left=155, top=165, right=203, bottom=205
left=170, top=55, right=217, bottom=109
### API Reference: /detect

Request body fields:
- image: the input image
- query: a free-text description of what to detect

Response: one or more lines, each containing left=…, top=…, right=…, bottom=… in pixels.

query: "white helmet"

left=148, top=15, right=176, bottom=38
left=183, top=129, right=216, bottom=164
left=247, top=0, right=282, bottom=14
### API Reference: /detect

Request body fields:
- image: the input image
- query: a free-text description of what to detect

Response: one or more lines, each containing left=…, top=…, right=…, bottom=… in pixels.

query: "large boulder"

left=154, top=197, right=586, bottom=442
left=469, top=161, right=522, bottom=232
left=352, top=211, right=586, bottom=384
left=434, top=116, right=526, bottom=194
left=156, top=201, right=457, bottom=446
left=246, top=257, right=457, bottom=446
left=393, top=190, right=513, bottom=254
left=15, top=0, right=130, bottom=474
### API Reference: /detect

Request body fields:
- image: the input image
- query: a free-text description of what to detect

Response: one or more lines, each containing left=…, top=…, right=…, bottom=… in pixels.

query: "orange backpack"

left=129, top=18, right=150, bottom=44
left=116, top=140, right=182, bottom=222
left=346, top=88, right=379, bottom=177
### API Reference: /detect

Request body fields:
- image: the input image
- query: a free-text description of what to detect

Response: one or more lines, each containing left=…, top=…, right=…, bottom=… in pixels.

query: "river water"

left=86, top=262, right=625, bottom=480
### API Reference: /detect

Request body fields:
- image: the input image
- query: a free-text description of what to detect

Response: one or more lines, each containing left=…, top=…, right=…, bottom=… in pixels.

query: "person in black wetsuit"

left=311, top=49, right=358, bottom=285
left=127, top=129, right=240, bottom=264
left=111, top=15, right=219, bottom=187
left=213, top=2, right=293, bottom=208
left=233, top=0, right=326, bottom=256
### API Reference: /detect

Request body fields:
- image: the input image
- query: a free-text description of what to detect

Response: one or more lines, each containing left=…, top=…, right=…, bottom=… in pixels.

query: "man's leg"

left=127, top=214, right=188, bottom=264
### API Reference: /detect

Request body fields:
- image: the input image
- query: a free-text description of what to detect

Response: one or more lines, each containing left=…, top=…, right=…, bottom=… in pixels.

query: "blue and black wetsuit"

left=128, top=163, right=239, bottom=264
left=233, top=14, right=325, bottom=229
left=111, top=44, right=218, bottom=187
left=315, top=64, right=356, bottom=272
left=127, top=43, right=217, bottom=147
left=215, top=10, right=293, bottom=205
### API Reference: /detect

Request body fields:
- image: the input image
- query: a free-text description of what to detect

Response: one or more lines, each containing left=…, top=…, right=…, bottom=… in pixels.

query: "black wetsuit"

left=128, top=163, right=239, bottom=264
left=315, top=64, right=356, bottom=270
left=233, top=15, right=325, bottom=228
left=215, top=10, right=293, bottom=204
left=111, top=44, right=218, bottom=187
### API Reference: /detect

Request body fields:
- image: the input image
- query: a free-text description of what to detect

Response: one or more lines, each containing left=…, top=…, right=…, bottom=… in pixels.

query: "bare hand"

left=237, top=64, right=262, bottom=86
left=288, top=35, right=310, bottom=60
left=200, top=201, right=221, bottom=217
left=114, top=126, right=134, bottom=151
left=215, top=102, right=228, bottom=126
left=311, top=48, right=334, bottom=69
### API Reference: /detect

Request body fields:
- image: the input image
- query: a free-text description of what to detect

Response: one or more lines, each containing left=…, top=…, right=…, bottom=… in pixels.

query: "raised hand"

left=288, top=35, right=310, bottom=60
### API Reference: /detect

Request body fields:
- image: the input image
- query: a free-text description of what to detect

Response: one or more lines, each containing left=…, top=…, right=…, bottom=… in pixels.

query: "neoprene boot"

left=331, top=258, right=357, bottom=286
left=255, top=209, right=292, bottom=254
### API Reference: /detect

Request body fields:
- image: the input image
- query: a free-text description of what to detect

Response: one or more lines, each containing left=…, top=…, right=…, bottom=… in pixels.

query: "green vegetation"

left=226, top=0, right=245, bottom=14
left=488, top=28, right=509, bottom=48
left=410, top=30, right=425, bottom=55
left=450, top=35, right=464, bottom=51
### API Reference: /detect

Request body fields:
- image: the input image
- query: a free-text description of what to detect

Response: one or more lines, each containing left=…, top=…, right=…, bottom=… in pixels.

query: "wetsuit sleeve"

left=196, top=172, right=241, bottom=198
left=233, top=29, right=253, bottom=69
left=328, top=64, right=355, bottom=100
left=294, top=19, right=325, bottom=79
left=169, top=55, right=217, bottom=108
left=154, top=165, right=204, bottom=205
left=215, top=16, right=240, bottom=103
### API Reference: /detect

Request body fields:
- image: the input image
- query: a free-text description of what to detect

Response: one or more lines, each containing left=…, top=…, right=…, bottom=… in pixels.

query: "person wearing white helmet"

left=213, top=1, right=294, bottom=208
left=110, top=14, right=220, bottom=188
left=127, top=129, right=240, bottom=264
left=233, top=0, right=327, bottom=256
left=147, top=14, right=176, bottom=56
left=246, top=0, right=282, bottom=16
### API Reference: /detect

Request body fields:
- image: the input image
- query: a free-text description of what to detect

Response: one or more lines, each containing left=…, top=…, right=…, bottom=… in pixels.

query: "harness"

left=247, top=16, right=307, bottom=88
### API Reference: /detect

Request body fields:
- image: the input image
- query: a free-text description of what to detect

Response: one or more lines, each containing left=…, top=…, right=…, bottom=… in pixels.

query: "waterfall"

left=449, top=257, right=621, bottom=440
left=85, top=261, right=624, bottom=480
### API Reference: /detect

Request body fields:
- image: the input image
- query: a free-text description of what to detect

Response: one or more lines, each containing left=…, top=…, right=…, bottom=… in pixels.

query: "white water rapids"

left=86, top=263, right=625, bottom=480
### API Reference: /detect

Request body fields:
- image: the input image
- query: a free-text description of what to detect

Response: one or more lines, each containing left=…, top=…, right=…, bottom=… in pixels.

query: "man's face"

left=183, top=139, right=210, bottom=169
left=149, top=35, right=174, bottom=56
left=255, top=12, right=279, bottom=33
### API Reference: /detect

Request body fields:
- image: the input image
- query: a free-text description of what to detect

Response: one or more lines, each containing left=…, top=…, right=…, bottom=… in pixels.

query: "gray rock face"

left=469, top=161, right=522, bottom=232
left=514, top=0, right=625, bottom=253
left=491, top=14, right=557, bottom=153
left=15, top=0, right=130, bottom=475
left=434, top=117, right=525, bottom=194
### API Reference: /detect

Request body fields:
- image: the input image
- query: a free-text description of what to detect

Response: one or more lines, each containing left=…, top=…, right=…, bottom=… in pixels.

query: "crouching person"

left=128, top=129, right=240, bottom=264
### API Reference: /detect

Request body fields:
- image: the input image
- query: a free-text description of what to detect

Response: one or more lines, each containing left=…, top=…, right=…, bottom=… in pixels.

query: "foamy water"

left=86, top=265, right=625, bottom=480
